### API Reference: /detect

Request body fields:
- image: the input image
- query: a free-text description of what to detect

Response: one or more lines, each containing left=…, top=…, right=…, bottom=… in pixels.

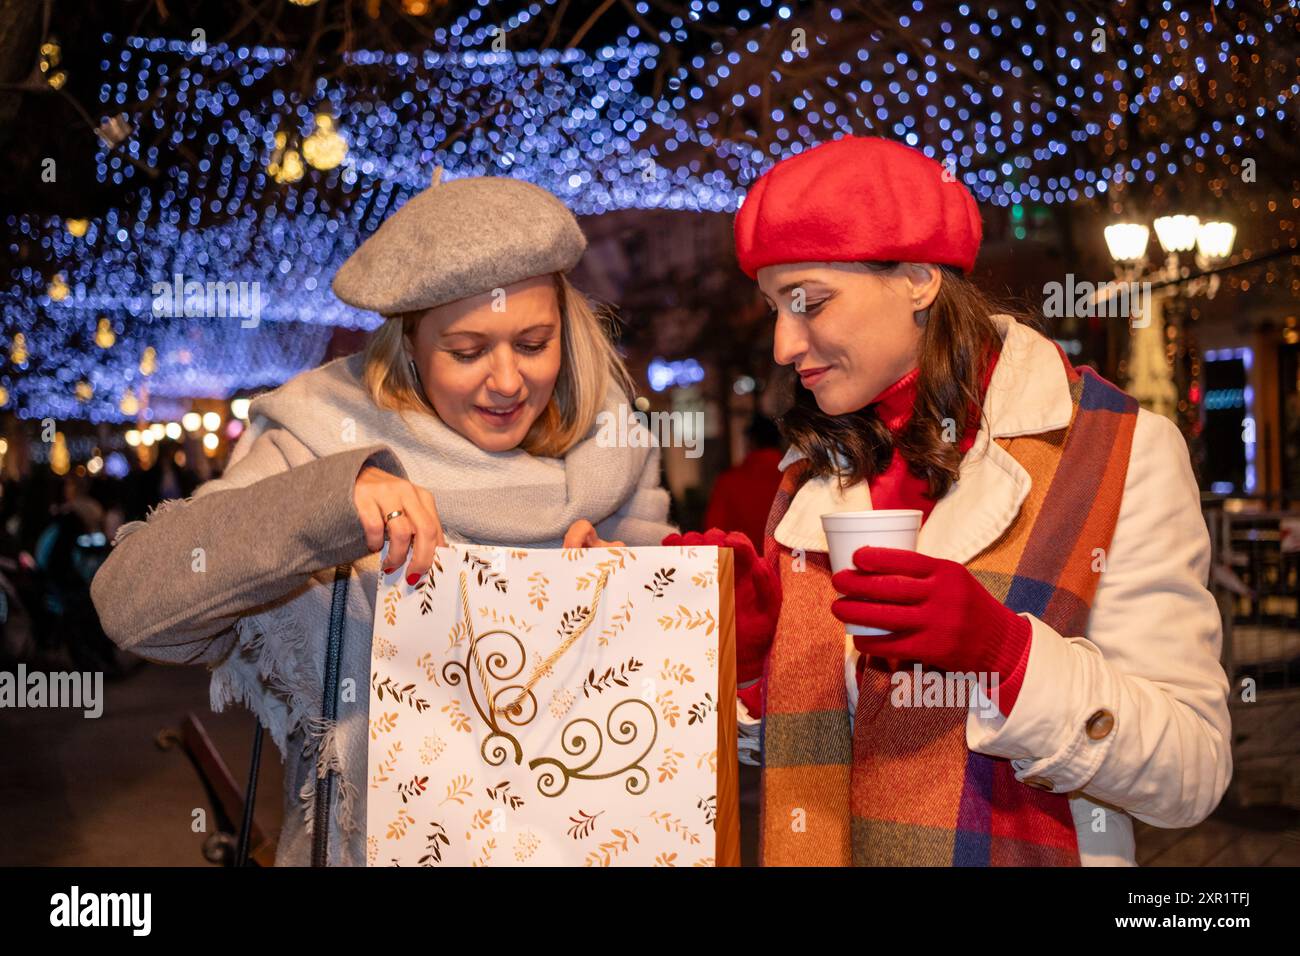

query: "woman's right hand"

left=353, top=465, right=448, bottom=583
left=661, top=528, right=781, bottom=683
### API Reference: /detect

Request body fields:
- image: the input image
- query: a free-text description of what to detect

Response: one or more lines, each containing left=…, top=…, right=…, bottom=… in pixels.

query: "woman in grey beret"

left=91, top=175, right=677, bottom=866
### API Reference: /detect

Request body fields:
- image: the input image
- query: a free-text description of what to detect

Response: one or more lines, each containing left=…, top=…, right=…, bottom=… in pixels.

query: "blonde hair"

left=363, top=273, right=634, bottom=458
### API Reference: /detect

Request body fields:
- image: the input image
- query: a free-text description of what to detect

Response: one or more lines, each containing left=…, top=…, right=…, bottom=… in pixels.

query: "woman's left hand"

left=562, top=519, right=625, bottom=549
left=830, top=546, right=1031, bottom=677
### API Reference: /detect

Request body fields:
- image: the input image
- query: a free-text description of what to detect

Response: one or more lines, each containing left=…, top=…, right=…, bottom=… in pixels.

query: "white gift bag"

left=365, top=544, right=738, bottom=867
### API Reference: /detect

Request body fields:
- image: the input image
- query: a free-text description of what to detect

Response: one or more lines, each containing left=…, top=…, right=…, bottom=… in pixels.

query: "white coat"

left=753, top=312, right=1233, bottom=866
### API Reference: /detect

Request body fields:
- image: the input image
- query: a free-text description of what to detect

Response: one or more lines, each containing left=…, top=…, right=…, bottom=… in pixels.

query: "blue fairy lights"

left=2, top=0, right=1293, bottom=422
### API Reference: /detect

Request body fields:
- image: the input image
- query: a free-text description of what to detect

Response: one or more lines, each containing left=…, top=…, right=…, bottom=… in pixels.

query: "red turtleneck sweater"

left=855, top=344, right=1030, bottom=716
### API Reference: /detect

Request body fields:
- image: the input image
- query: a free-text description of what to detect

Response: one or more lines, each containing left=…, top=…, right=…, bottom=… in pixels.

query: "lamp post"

left=1106, top=215, right=1237, bottom=448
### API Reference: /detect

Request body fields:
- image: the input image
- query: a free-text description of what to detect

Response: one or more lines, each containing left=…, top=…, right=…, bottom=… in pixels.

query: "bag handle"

left=236, top=562, right=351, bottom=868
left=465, top=566, right=610, bottom=719
left=233, top=716, right=264, bottom=867
left=311, top=562, right=353, bottom=866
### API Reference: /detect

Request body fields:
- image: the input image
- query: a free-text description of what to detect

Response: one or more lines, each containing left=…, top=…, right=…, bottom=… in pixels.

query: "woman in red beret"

left=666, top=136, right=1231, bottom=866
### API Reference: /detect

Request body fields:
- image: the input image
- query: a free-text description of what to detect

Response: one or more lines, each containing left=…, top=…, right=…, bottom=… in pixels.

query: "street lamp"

left=1196, top=221, right=1238, bottom=262
left=1105, top=213, right=1238, bottom=454
left=1103, top=222, right=1150, bottom=264
left=1107, top=215, right=1237, bottom=272
left=1153, top=214, right=1202, bottom=254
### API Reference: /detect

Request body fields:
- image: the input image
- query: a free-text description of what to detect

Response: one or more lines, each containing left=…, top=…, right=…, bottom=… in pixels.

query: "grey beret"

left=332, top=175, right=587, bottom=314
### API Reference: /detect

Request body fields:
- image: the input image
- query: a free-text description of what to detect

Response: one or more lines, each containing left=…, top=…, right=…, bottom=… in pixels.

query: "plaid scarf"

left=758, top=350, right=1139, bottom=866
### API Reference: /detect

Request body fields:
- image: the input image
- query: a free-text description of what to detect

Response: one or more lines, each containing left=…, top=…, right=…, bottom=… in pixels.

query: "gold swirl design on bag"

left=442, top=566, right=616, bottom=775
left=440, top=572, right=538, bottom=766
left=527, top=698, right=659, bottom=798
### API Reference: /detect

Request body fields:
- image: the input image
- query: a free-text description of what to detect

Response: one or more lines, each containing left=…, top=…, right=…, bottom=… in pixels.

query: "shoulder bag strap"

left=311, top=562, right=353, bottom=867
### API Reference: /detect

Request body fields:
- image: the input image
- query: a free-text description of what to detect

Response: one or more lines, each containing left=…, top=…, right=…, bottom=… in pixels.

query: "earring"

left=914, top=306, right=929, bottom=327
left=407, top=357, right=433, bottom=409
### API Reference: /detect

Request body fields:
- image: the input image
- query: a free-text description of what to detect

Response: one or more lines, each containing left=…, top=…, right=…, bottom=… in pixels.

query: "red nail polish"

left=383, top=566, right=393, bottom=575
left=406, top=572, right=419, bottom=585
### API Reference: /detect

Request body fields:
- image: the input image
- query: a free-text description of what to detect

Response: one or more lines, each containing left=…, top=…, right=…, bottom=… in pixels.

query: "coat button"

left=1085, top=708, right=1115, bottom=740
left=1023, top=776, right=1055, bottom=791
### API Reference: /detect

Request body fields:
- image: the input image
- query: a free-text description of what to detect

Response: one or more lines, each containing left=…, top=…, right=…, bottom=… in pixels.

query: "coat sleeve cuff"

left=965, top=612, right=1120, bottom=794
left=92, top=441, right=401, bottom=653
left=297, top=443, right=405, bottom=567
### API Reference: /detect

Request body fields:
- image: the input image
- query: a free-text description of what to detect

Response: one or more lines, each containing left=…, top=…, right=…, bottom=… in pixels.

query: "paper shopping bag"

left=365, top=544, right=739, bottom=867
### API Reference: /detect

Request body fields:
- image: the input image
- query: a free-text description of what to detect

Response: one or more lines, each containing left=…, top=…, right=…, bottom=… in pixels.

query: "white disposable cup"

left=821, top=509, right=923, bottom=636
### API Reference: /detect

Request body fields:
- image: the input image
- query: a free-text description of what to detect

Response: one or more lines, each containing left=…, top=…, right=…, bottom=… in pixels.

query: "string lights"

left=1, top=0, right=1295, bottom=423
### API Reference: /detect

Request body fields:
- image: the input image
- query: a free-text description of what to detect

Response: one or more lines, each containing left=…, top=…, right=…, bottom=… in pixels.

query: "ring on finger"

left=383, top=509, right=405, bottom=525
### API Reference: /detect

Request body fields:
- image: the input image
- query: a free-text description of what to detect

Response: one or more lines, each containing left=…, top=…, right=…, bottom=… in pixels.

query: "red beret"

left=734, top=136, right=983, bottom=278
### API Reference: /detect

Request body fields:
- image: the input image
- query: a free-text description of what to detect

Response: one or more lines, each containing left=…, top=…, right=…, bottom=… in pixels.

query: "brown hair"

left=362, top=273, right=634, bottom=458
left=779, top=262, right=1040, bottom=500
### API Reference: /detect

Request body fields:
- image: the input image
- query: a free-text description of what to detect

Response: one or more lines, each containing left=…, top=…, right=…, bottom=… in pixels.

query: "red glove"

left=661, top=529, right=781, bottom=684
left=736, top=679, right=765, bottom=717
left=830, top=546, right=1031, bottom=695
